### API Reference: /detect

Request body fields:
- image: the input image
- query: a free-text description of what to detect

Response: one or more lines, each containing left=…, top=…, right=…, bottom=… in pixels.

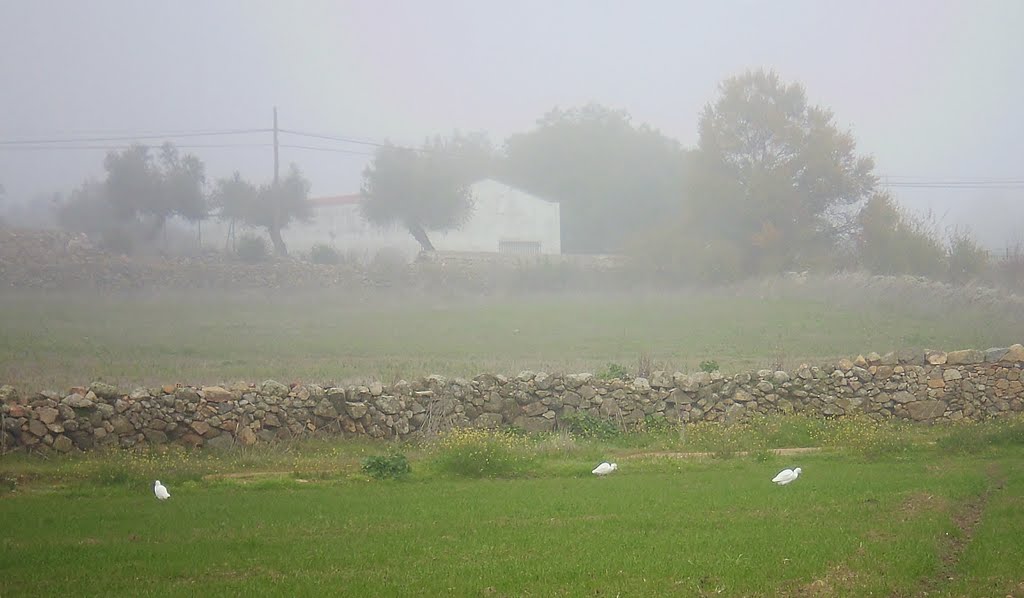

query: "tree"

left=212, top=171, right=258, bottom=250
left=103, top=142, right=207, bottom=238
left=360, top=134, right=483, bottom=251
left=503, top=104, right=689, bottom=254
left=258, top=165, right=312, bottom=256
left=158, top=144, right=207, bottom=223
left=212, top=166, right=311, bottom=256
left=57, top=180, right=112, bottom=234
left=856, top=191, right=946, bottom=278
left=687, top=69, right=877, bottom=274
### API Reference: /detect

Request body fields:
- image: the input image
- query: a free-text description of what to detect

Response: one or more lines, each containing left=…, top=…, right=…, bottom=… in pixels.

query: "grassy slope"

left=1, top=448, right=1021, bottom=597
left=2, top=289, right=1021, bottom=392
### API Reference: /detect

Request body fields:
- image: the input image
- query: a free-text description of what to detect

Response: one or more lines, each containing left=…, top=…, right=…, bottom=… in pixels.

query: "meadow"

left=3, top=281, right=1024, bottom=596
left=2, top=278, right=1023, bottom=393
left=2, top=417, right=1024, bottom=597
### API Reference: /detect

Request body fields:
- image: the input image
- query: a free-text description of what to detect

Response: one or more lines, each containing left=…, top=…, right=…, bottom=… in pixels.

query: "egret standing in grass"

left=592, top=462, right=618, bottom=476
left=771, top=467, right=802, bottom=485
left=154, top=480, right=171, bottom=500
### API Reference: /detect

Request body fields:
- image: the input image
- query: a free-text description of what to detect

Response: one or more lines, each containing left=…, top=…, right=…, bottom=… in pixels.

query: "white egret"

left=154, top=480, right=171, bottom=500
left=771, top=467, right=802, bottom=485
left=592, top=462, right=618, bottom=476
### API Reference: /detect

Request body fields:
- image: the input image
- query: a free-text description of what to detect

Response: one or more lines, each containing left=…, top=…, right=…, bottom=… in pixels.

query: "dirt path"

left=914, top=463, right=1006, bottom=597
left=624, top=446, right=822, bottom=460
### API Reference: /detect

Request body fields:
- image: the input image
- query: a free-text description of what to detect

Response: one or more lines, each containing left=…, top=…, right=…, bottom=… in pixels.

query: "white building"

left=267, top=178, right=561, bottom=258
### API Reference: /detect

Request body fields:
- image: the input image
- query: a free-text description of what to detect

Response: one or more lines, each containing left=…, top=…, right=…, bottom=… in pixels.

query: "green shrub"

left=598, top=363, right=629, bottom=380
left=857, top=193, right=946, bottom=278
left=361, top=453, right=411, bottom=480
left=310, top=243, right=340, bottom=265
left=237, top=233, right=269, bottom=264
left=946, top=230, right=990, bottom=283
left=699, top=360, right=720, bottom=373
left=430, top=428, right=532, bottom=478
left=993, top=244, right=1024, bottom=291
left=561, top=411, right=621, bottom=440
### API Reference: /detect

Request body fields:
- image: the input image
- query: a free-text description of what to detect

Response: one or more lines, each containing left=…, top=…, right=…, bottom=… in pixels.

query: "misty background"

left=1, top=0, right=1022, bottom=250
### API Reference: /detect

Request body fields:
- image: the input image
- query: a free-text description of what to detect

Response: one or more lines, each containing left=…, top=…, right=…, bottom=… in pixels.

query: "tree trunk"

left=407, top=222, right=435, bottom=251
left=268, top=226, right=288, bottom=256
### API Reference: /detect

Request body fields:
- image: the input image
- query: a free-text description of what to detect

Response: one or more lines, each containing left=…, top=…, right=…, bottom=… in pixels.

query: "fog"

left=1, top=0, right=1023, bottom=248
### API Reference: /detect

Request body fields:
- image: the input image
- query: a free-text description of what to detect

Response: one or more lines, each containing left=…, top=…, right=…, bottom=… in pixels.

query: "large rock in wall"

left=2, top=344, right=1023, bottom=454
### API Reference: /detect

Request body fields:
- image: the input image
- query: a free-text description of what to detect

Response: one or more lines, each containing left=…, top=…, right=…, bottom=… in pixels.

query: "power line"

left=279, top=143, right=376, bottom=156
left=278, top=128, right=454, bottom=155
left=881, top=174, right=1024, bottom=182
left=0, top=128, right=271, bottom=145
left=882, top=182, right=1024, bottom=189
left=878, top=174, right=1024, bottom=189
left=278, top=128, right=398, bottom=150
left=0, top=142, right=274, bottom=151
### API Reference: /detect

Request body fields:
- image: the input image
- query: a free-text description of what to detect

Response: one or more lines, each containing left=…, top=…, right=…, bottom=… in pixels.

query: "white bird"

left=772, top=467, right=802, bottom=485
left=592, top=462, right=618, bottom=476
left=154, top=480, right=171, bottom=500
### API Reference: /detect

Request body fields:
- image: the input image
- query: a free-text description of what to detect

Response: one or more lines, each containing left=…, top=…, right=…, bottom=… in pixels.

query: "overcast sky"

left=2, top=0, right=1022, bottom=248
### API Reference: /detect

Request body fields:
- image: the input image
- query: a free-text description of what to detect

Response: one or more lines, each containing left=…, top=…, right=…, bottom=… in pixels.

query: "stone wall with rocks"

left=0, top=229, right=374, bottom=291
left=0, top=228, right=628, bottom=292
left=2, top=344, right=1023, bottom=454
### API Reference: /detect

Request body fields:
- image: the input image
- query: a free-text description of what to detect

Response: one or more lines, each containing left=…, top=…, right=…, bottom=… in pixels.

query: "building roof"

left=308, top=179, right=560, bottom=208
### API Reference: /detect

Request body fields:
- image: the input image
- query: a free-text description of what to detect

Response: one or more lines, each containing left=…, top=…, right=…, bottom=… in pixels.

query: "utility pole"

left=270, top=106, right=284, bottom=256
left=273, top=106, right=280, bottom=185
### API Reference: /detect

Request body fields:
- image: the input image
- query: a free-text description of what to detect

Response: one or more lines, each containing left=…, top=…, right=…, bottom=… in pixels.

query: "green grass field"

left=3, top=282, right=1024, bottom=596
left=2, top=286, right=1022, bottom=392
left=2, top=423, right=1024, bottom=597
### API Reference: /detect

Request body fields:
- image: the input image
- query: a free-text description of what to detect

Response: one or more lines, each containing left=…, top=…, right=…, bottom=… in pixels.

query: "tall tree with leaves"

left=360, top=134, right=486, bottom=251
left=503, top=104, right=689, bottom=254
left=213, top=165, right=311, bottom=256
left=687, top=69, right=877, bottom=274
left=102, top=142, right=207, bottom=238
left=211, top=172, right=258, bottom=250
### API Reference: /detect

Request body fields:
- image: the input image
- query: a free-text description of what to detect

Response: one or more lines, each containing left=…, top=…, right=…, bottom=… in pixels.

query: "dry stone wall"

left=2, top=345, right=1023, bottom=454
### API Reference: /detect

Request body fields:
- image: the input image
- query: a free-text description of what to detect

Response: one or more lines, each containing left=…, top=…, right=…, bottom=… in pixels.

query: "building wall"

left=431, top=179, right=561, bottom=255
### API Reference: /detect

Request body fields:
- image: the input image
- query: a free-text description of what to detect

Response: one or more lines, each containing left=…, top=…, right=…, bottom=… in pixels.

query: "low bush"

left=236, top=234, right=269, bottom=264
left=561, top=411, right=621, bottom=440
left=310, top=243, right=340, bottom=265
left=430, top=428, right=533, bottom=478
left=361, top=453, right=411, bottom=480
left=598, top=363, right=629, bottom=380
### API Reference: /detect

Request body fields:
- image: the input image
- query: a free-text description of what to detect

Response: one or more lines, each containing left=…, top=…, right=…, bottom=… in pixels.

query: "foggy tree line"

left=56, top=144, right=311, bottom=256
left=361, top=69, right=996, bottom=283
left=48, top=68, right=996, bottom=281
